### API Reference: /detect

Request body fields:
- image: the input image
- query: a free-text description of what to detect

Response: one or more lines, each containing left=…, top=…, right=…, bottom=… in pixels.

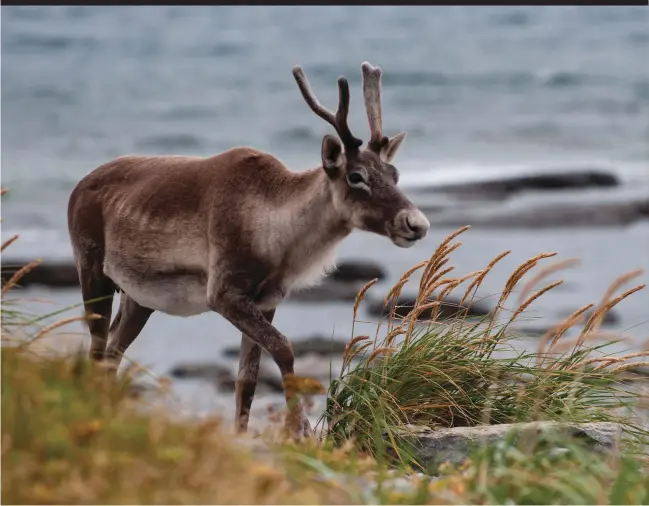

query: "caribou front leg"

left=235, top=309, right=275, bottom=433
left=208, top=284, right=311, bottom=440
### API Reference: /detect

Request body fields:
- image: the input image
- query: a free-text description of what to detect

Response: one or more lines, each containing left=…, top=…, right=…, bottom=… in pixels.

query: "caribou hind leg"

left=104, top=293, right=154, bottom=371
left=69, top=183, right=118, bottom=362
left=78, top=265, right=116, bottom=362
left=235, top=309, right=275, bottom=433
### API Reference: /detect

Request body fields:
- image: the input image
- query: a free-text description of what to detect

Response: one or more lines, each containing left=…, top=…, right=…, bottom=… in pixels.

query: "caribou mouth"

left=391, top=233, right=421, bottom=249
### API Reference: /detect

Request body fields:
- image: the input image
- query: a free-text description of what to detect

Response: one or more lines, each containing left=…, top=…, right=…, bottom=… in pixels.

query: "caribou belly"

left=104, top=263, right=210, bottom=317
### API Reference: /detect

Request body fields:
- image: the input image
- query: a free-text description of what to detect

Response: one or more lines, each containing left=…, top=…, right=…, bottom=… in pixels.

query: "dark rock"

left=223, top=334, right=349, bottom=359
left=2, top=260, right=79, bottom=288
left=624, top=364, right=649, bottom=378
left=426, top=169, right=620, bottom=198
left=169, top=362, right=233, bottom=381
left=637, top=199, right=649, bottom=218
left=288, top=281, right=361, bottom=303
left=216, top=376, right=237, bottom=392
left=431, top=198, right=649, bottom=229
left=366, top=296, right=491, bottom=321
left=170, top=362, right=238, bottom=393
left=222, top=347, right=241, bottom=359
left=172, top=353, right=345, bottom=395
left=556, top=307, right=620, bottom=327
left=329, top=261, right=386, bottom=283
left=509, top=326, right=553, bottom=337
left=394, top=422, right=621, bottom=472
left=584, top=307, right=620, bottom=326
left=127, top=381, right=159, bottom=399
left=256, top=360, right=285, bottom=393
left=222, top=347, right=240, bottom=359
left=510, top=307, right=621, bottom=338
left=291, top=335, right=350, bottom=357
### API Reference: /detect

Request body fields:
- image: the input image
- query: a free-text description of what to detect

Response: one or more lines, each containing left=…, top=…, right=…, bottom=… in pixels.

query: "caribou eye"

left=346, top=171, right=371, bottom=194
left=348, top=173, right=364, bottom=185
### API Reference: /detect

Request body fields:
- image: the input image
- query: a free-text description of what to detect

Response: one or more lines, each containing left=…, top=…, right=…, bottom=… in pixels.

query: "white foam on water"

left=397, top=159, right=649, bottom=190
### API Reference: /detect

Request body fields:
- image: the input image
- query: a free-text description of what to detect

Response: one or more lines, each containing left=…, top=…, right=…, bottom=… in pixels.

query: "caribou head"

left=292, top=62, right=430, bottom=248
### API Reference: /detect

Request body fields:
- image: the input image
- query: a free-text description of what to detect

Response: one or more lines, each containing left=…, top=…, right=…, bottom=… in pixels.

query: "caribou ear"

left=321, top=135, right=344, bottom=178
left=379, top=132, right=407, bottom=163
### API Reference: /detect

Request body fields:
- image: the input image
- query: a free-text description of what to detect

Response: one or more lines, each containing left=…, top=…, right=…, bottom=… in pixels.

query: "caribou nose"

left=405, top=209, right=430, bottom=239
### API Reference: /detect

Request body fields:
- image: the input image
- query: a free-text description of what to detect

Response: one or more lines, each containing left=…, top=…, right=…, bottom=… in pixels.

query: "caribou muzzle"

left=388, top=207, right=430, bottom=248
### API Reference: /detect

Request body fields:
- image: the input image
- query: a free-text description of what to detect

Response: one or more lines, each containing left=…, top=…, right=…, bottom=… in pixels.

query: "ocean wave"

left=2, top=32, right=99, bottom=53
left=397, top=161, right=649, bottom=189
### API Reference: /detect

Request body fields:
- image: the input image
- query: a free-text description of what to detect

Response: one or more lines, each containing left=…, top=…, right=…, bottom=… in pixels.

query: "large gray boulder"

left=393, top=422, right=621, bottom=472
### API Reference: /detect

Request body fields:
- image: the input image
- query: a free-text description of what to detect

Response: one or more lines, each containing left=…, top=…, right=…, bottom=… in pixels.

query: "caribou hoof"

left=297, top=414, right=313, bottom=439
left=285, top=412, right=313, bottom=441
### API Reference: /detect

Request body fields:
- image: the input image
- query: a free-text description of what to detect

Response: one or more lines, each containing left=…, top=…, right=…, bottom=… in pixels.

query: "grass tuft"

left=322, top=228, right=649, bottom=465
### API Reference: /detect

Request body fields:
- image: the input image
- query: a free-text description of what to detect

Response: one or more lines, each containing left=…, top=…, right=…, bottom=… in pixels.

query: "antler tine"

left=335, top=76, right=363, bottom=149
left=292, top=65, right=362, bottom=150
left=292, top=66, right=336, bottom=127
left=361, top=61, right=389, bottom=152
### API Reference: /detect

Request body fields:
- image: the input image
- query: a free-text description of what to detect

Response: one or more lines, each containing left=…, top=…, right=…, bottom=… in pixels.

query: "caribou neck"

left=250, top=165, right=352, bottom=293
left=286, top=165, right=351, bottom=241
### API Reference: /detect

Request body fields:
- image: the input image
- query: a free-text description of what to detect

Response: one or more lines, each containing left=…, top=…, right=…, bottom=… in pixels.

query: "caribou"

left=67, top=62, right=431, bottom=438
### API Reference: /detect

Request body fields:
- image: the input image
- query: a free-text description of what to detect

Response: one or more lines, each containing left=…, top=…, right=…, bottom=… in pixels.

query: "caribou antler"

left=292, top=66, right=363, bottom=150
left=361, top=61, right=389, bottom=153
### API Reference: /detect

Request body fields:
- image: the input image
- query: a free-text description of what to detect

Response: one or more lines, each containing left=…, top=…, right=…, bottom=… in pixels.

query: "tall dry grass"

left=323, top=226, right=649, bottom=463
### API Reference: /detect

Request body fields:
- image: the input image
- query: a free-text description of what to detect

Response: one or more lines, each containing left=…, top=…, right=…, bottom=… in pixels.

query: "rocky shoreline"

left=4, top=168, right=649, bottom=289
left=3, top=166, right=646, bottom=452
